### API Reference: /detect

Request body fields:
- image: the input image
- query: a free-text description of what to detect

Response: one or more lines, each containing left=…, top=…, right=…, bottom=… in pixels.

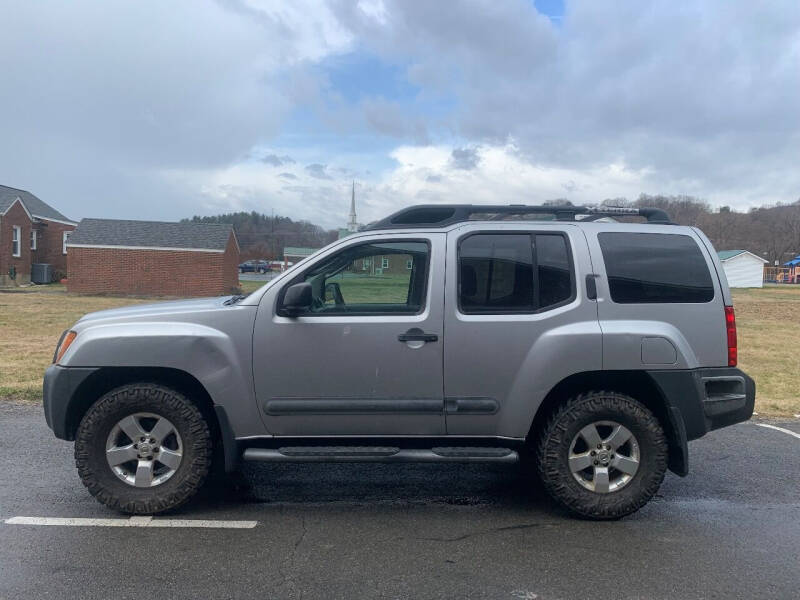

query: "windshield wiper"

left=224, top=294, right=247, bottom=305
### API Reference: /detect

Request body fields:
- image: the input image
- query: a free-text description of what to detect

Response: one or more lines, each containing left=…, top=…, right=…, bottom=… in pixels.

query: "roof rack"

left=364, top=204, right=673, bottom=230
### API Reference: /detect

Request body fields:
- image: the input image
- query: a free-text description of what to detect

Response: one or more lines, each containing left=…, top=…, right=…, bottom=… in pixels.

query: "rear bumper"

left=43, top=365, right=99, bottom=440
left=648, top=367, right=755, bottom=442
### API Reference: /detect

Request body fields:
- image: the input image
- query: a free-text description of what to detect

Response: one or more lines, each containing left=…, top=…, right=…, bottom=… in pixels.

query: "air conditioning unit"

left=31, top=263, right=52, bottom=284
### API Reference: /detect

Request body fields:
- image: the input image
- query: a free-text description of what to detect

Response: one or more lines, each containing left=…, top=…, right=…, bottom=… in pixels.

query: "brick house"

left=355, top=254, right=415, bottom=276
left=67, top=219, right=240, bottom=297
left=0, top=185, right=77, bottom=286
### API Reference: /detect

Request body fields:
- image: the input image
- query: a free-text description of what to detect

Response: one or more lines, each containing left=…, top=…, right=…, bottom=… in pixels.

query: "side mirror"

left=282, top=282, right=313, bottom=317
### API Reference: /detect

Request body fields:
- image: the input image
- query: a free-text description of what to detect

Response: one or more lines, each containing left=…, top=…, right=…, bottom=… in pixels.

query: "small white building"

left=718, top=250, right=767, bottom=288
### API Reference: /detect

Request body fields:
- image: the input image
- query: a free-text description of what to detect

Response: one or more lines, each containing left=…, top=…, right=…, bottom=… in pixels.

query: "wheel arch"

left=529, top=370, right=688, bottom=476
left=67, top=367, right=221, bottom=443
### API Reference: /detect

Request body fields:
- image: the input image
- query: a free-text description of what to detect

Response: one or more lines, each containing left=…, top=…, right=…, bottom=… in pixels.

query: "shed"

left=66, top=218, right=240, bottom=296
left=717, top=250, right=767, bottom=288
left=282, top=246, right=319, bottom=270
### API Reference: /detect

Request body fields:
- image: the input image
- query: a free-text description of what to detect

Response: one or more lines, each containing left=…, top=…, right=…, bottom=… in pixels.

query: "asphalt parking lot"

left=1, top=402, right=798, bottom=600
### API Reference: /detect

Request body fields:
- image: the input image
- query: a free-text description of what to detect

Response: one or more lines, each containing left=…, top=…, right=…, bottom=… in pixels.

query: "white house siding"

left=722, top=254, right=765, bottom=288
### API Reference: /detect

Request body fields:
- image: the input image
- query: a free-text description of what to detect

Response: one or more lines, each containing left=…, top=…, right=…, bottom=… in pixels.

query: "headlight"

left=54, top=330, right=77, bottom=364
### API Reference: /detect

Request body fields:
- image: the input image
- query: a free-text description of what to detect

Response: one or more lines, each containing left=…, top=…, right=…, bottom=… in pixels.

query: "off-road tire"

left=75, top=383, right=213, bottom=514
left=537, top=391, right=668, bottom=520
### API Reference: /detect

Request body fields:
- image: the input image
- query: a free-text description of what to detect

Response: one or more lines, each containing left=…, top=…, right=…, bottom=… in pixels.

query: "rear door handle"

left=398, top=328, right=439, bottom=343
left=585, top=274, right=599, bottom=300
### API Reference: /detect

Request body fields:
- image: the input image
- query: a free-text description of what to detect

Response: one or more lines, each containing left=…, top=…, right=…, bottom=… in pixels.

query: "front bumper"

left=43, top=364, right=99, bottom=440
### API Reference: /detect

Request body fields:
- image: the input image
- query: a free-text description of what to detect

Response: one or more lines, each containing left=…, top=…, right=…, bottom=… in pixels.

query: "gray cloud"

left=304, top=163, right=333, bottom=180
left=450, top=147, right=480, bottom=170
left=261, top=153, right=295, bottom=166
left=2, top=0, right=799, bottom=226
left=0, top=0, right=343, bottom=220
left=329, top=0, right=800, bottom=207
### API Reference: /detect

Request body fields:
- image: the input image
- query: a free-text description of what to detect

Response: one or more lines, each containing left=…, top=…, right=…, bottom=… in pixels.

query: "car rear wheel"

left=536, top=390, right=668, bottom=520
left=75, top=383, right=212, bottom=514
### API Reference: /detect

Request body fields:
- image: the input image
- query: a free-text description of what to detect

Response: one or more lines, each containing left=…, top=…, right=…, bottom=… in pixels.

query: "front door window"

left=295, top=241, right=430, bottom=315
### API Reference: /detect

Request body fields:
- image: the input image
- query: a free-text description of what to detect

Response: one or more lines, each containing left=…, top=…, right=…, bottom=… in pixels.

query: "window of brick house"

left=30, top=230, right=37, bottom=250
left=12, top=226, right=21, bottom=257
left=62, top=231, right=70, bottom=254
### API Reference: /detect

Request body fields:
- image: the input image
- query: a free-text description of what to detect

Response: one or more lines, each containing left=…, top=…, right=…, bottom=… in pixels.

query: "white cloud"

left=0, top=0, right=351, bottom=219
left=328, top=0, right=800, bottom=209
left=1, top=0, right=798, bottom=225
left=162, top=141, right=659, bottom=228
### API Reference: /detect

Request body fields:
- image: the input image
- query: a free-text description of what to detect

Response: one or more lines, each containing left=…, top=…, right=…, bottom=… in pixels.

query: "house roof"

left=68, top=218, right=235, bottom=252
left=283, top=246, right=318, bottom=256
left=0, top=184, right=75, bottom=223
left=717, top=249, right=768, bottom=263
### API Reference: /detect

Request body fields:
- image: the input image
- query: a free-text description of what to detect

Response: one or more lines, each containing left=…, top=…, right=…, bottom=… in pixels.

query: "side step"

left=242, top=446, right=519, bottom=464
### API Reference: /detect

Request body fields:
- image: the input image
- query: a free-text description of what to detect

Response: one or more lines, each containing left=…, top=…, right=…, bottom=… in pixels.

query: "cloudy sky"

left=2, top=0, right=799, bottom=229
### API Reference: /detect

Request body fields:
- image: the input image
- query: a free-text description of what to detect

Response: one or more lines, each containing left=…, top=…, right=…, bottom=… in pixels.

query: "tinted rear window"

left=459, top=233, right=574, bottom=313
left=460, top=234, right=535, bottom=313
left=598, top=232, right=714, bottom=303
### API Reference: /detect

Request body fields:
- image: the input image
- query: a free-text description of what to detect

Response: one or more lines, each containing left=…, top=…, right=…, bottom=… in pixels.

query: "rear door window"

left=598, top=232, right=714, bottom=303
left=459, top=233, right=574, bottom=313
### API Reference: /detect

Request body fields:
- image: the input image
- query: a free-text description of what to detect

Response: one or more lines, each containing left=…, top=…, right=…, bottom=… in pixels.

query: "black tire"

left=74, top=383, right=212, bottom=515
left=536, top=390, right=668, bottom=520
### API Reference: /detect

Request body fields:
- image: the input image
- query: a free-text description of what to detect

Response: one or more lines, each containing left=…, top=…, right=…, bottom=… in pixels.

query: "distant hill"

left=182, top=212, right=338, bottom=260
left=602, top=195, right=800, bottom=265
left=186, top=196, right=800, bottom=265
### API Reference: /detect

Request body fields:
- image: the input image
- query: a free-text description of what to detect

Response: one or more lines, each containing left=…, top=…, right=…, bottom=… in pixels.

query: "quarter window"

left=459, top=233, right=574, bottom=314
left=598, top=232, right=714, bottom=303
left=290, top=241, right=430, bottom=315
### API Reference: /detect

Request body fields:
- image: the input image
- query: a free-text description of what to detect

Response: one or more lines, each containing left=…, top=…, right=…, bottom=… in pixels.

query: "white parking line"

left=4, top=516, right=257, bottom=529
left=756, top=423, right=800, bottom=440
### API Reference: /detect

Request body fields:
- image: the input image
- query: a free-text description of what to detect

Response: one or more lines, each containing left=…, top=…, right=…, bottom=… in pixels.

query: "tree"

left=182, top=212, right=338, bottom=260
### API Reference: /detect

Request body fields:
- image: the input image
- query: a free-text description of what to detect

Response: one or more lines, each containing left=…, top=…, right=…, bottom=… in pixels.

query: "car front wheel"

left=536, top=390, right=668, bottom=520
left=74, top=383, right=212, bottom=514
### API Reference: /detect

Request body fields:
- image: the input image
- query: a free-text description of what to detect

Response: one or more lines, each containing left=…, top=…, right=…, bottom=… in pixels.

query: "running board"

left=242, top=446, right=519, bottom=463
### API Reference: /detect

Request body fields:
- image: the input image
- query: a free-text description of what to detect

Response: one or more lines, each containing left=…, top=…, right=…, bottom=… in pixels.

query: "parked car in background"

left=238, top=259, right=270, bottom=273
left=43, top=204, right=754, bottom=519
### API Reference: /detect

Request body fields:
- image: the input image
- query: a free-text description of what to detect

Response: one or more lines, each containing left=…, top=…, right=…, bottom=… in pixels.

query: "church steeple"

left=347, top=180, right=358, bottom=232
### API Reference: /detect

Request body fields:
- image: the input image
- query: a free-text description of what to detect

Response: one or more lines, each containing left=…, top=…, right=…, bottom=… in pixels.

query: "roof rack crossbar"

left=364, top=204, right=673, bottom=230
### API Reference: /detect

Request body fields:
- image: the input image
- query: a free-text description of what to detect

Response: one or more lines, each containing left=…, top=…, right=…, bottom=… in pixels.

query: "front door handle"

left=398, top=328, right=438, bottom=343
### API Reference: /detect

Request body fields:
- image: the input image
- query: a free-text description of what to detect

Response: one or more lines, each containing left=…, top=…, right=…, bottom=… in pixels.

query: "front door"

left=253, top=233, right=446, bottom=436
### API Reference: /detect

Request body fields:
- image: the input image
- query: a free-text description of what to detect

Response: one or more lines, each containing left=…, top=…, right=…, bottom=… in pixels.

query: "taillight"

left=724, top=306, right=737, bottom=367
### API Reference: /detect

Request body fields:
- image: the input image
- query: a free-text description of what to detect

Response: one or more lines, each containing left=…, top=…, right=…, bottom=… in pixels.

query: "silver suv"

left=43, top=204, right=754, bottom=519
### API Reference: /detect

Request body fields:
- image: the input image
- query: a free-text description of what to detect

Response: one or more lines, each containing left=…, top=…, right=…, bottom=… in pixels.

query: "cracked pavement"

left=1, top=402, right=798, bottom=599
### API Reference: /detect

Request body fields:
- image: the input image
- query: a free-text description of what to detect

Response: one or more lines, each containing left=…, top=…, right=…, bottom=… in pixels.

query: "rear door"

left=443, top=223, right=602, bottom=438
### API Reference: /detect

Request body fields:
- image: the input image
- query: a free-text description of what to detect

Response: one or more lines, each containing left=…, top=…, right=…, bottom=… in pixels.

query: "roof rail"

left=364, top=204, right=673, bottom=230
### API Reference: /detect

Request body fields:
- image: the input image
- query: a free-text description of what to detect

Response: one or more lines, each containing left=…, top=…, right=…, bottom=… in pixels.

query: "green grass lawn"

left=239, top=279, right=265, bottom=294
left=323, top=272, right=411, bottom=304
left=1, top=282, right=798, bottom=416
